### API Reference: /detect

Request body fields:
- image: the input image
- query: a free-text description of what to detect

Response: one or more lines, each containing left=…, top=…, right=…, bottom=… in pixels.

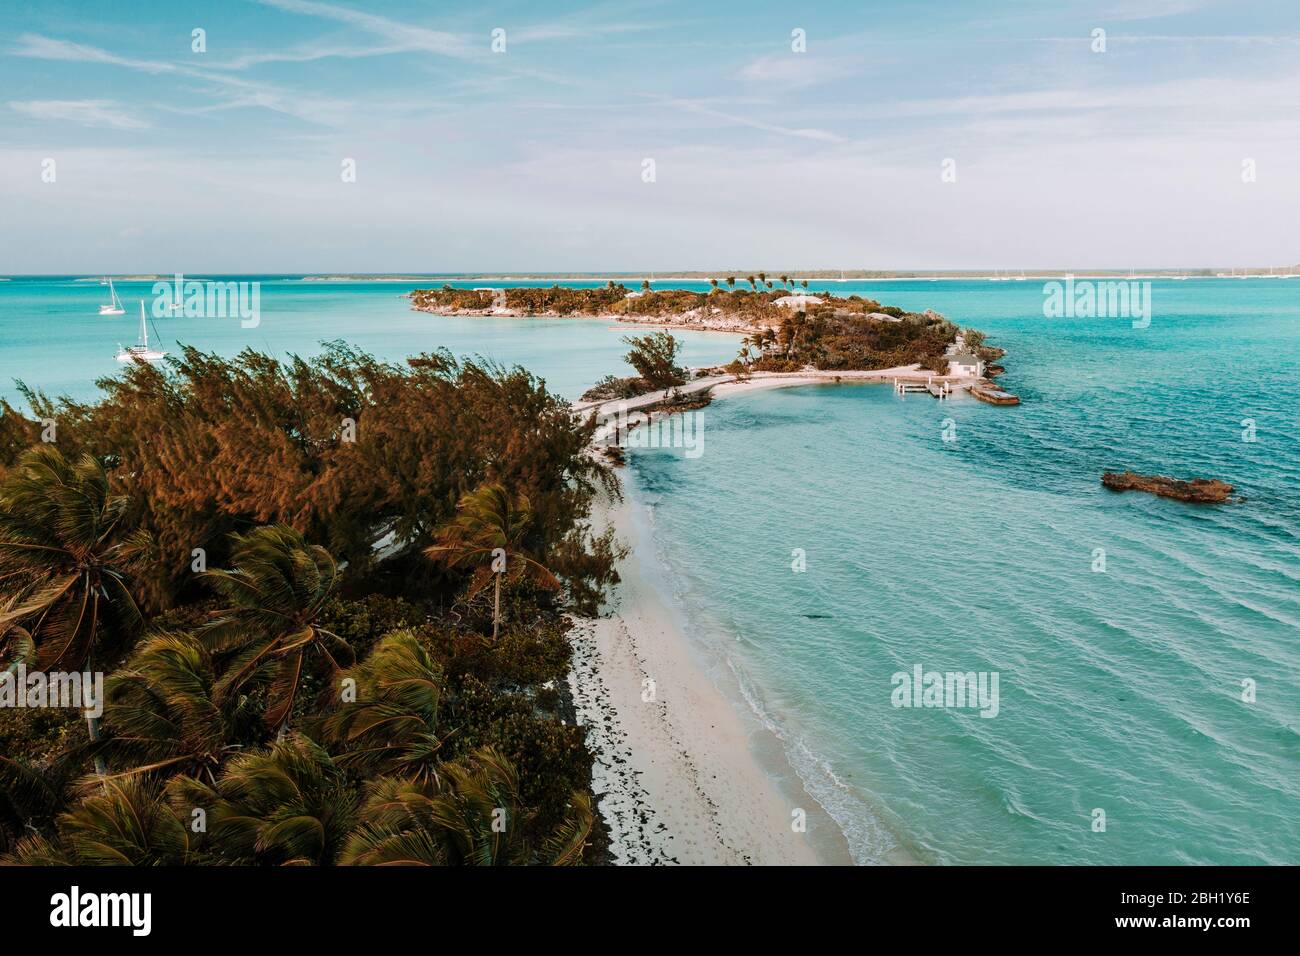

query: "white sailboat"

left=116, top=301, right=167, bottom=363
left=98, top=277, right=125, bottom=315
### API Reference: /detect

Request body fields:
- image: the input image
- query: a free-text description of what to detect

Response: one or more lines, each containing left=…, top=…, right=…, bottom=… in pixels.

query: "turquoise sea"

left=3, top=276, right=1297, bottom=865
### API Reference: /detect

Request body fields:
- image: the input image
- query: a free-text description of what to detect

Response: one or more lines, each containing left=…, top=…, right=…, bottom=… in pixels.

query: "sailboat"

left=116, top=301, right=167, bottom=363
left=98, top=277, right=125, bottom=315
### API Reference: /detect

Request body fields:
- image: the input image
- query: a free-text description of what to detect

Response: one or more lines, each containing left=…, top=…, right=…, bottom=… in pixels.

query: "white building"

left=947, top=351, right=984, bottom=378
left=772, top=294, right=823, bottom=308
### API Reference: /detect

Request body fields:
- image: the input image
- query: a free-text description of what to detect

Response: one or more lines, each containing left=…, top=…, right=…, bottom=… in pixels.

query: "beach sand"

left=570, top=373, right=935, bottom=865
left=570, top=483, right=855, bottom=865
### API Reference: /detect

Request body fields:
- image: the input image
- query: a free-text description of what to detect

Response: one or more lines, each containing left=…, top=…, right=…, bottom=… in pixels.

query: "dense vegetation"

left=734, top=310, right=964, bottom=373
left=413, top=285, right=1000, bottom=376
left=0, top=344, right=624, bottom=865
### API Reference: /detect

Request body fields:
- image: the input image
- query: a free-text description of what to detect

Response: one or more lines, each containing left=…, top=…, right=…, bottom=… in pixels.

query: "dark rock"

left=1101, top=470, right=1234, bottom=503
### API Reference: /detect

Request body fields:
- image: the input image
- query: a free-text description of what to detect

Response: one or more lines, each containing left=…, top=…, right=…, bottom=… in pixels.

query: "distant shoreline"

left=6, top=269, right=1298, bottom=282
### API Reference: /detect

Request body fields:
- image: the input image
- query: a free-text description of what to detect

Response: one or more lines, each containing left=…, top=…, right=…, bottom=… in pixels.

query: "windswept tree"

left=314, top=631, right=444, bottom=779
left=746, top=274, right=757, bottom=291
left=341, top=746, right=592, bottom=866
left=0, top=744, right=95, bottom=855
left=1, top=777, right=190, bottom=866
left=780, top=274, right=790, bottom=289
left=101, top=631, right=248, bottom=783
left=758, top=272, right=767, bottom=286
left=0, top=445, right=147, bottom=670
left=168, top=733, right=358, bottom=866
left=641, top=279, right=651, bottom=292
left=725, top=276, right=736, bottom=289
left=620, top=331, right=686, bottom=390
left=800, top=279, right=809, bottom=292
left=425, top=485, right=558, bottom=642
left=200, top=525, right=354, bottom=733
left=709, top=278, right=719, bottom=292
left=0, top=445, right=148, bottom=768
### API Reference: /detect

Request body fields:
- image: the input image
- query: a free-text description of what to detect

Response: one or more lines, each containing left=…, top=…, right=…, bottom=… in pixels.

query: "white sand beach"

left=570, top=487, right=852, bottom=865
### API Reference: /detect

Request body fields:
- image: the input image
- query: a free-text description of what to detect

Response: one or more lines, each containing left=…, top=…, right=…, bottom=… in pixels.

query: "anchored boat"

left=98, top=277, right=125, bottom=315
left=116, top=301, right=167, bottom=363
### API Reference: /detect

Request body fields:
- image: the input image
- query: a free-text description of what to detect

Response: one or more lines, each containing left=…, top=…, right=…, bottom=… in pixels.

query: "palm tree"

left=314, top=631, right=444, bottom=780
left=341, top=746, right=592, bottom=866
left=709, top=278, right=719, bottom=292
left=101, top=631, right=245, bottom=783
left=641, top=279, right=651, bottom=292
left=738, top=335, right=762, bottom=365
left=200, top=524, right=354, bottom=734
left=725, top=276, right=736, bottom=290
left=0, top=446, right=146, bottom=669
left=1, top=777, right=190, bottom=866
left=758, top=272, right=767, bottom=286
left=746, top=275, right=757, bottom=291
left=779, top=317, right=797, bottom=356
left=801, top=279, right=809, bottom=292
left=0, top=743, right=93, bottom=855
left=0, top=594, right=33, bottom=673
left=780, top=274, right=790, bottom=289
left=424, top=485, right=558, bottom=642
left=167, top=733, right=358, bottom=866
left=0, top=445, right=147, bottom=772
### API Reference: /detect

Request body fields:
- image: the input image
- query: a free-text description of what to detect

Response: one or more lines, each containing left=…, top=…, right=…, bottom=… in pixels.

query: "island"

left=410, top=283, right=1016, bottom=404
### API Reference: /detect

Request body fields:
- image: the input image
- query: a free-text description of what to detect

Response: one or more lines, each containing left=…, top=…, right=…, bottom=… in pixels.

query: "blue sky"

left=2, top=0, right=1298, bottom=271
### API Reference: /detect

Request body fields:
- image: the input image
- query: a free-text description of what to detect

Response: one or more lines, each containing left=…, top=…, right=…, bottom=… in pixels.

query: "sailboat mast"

left=140, top=301, right=148, bottom=348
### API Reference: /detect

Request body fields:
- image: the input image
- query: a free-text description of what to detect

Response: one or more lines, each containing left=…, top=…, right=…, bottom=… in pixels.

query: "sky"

left=1, top=0, right=1298, bottom=272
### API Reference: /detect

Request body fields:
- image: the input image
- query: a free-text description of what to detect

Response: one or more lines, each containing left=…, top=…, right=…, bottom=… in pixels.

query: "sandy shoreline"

left=570, top=483, right=853, bottom=865
left=570, top=373, right=936, bottom=865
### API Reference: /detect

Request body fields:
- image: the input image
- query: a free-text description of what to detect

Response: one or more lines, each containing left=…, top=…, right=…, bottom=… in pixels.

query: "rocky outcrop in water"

left=1101, top=471, right=1234, bottom=503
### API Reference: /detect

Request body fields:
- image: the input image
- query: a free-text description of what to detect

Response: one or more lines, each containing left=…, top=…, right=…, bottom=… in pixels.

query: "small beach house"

left=947, top=351, right=983, bottom=378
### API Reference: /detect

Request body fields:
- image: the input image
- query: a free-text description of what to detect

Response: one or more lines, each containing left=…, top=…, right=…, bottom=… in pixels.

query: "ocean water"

left=628, top=278, right=1300, bottom=864
left=0, top=276, right=739, bottom=403
left=3, top=276, right=1297, bottom=864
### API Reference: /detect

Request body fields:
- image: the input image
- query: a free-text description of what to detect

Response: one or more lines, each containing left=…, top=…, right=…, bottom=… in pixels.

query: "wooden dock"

left=894, top=378, right=957, bottom=400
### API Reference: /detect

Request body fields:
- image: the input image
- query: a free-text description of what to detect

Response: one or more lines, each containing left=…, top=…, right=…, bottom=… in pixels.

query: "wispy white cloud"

left=659, top=97, right=847, bottom=143
left=11, top=33, right=356, bottom=126
left=1099, top=0, right=1219, bottom=20
left=8, top=98, right=148, bottom=129
left=208, top=42, right=420, bottom=71
left=736, top=55, right=866, bottom=90
left=1034, top=33, right=1300, bottom=45
left=254, top=0, right=475, bottom=58
left=11, top=33, right=173, bottom=73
